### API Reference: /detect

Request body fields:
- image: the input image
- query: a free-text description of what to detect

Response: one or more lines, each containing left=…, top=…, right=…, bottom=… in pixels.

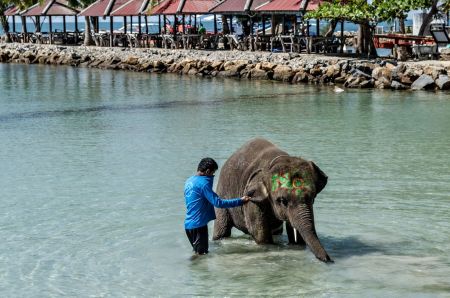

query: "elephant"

left=212, top=138, right=332, bottom=263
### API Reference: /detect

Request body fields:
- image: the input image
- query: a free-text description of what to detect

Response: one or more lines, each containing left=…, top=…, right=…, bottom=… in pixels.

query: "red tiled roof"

left=4, top=5, right=20, bottom=16
left=22, top=0, right=79, bottom=16
left=209, top=0, right=245, bottom=13
left=210, top=0, right=266, bottom=14
left=79, top=0, right=110, bottom=16
left=148, top=0, right=180, bottom=15
left=181, top=0, right=218, bottom=14
left=110, top=0, right=150, bottom=16
left=255, top=0, right=323, bottom=12
left=249, top=0, right=269, bottom=10
left=79, top=0, right=130, bottom=16
left=304, top=0, right=323, bottom=11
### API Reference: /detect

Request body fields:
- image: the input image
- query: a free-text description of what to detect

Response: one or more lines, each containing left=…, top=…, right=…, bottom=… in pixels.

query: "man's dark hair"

left=198, top=158, right=218, bottom=173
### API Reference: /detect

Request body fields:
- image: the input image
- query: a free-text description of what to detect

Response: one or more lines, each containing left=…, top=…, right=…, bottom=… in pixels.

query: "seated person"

left=198, top=23, right=206, bottom=35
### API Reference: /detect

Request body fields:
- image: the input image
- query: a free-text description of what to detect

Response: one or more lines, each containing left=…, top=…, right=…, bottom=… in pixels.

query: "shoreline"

left=1, top=43, right=450, bottom=91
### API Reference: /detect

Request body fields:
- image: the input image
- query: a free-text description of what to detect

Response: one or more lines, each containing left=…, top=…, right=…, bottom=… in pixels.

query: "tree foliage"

left=305, top=0, right=433, bottom=56
left=305, top=0, right=431, bottom=26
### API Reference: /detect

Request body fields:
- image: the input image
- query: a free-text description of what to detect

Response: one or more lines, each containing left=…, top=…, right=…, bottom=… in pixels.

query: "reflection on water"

left=0, top=64, right=449, bottom=297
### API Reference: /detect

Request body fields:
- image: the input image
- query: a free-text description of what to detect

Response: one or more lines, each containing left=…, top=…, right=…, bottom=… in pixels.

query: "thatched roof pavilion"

left=21, top=0, right=80, bottom=43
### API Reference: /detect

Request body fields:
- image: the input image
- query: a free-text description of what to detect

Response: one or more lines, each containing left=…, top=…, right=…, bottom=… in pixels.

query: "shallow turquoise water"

left=0, top=63, right=449, bottom=297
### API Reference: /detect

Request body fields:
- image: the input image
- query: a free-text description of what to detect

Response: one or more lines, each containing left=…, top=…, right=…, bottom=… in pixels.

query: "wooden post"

left=194, top=14, right=197, bottom=28
left=262, top=15, right=265, bottom=36
left=293, top=15, right=297, bottom=34
left=174, top=14, right=177, bottom=40
left=158, top=15, right=162, bottom=34
left=63, top=15, right=67, bottom=42
left=139, top=15, right=142, bottom=34
left=316, top=18, right=319, bottom=36
left=230, top=15, right=233, bottom=33
left=124, top=16, right=127, bottom=33
left=12, top=16, right=16, bottom=33
left=75, top=16, right=78, bottom=44
left=49, top=16, right=53, bottom=44
left=96, top=17, right=100, bottom=33
left=271, top=14, right=275, bottom=36
left=36, top=16, right=40, bottom=32
left=163, top=15, right=166, bottom=34
left=213, top=14, right=217, bottom=34
left=145, top=16, right=148, bottom=34
left=340, top=20, right=344, bottom=53
left=110, top=16, right=114, bottom=47
left=182, top=15, right=185, bottom=33
left=306, top=20, right=310, bottom=36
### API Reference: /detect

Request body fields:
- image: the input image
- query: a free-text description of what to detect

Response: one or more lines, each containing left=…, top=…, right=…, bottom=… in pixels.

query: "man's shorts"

left=185, top=225, right=208, bottom=254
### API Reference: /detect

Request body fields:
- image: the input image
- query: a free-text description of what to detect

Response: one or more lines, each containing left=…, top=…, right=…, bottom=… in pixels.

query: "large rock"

left=375, top=76, right=391, bottom=89
left=391, top=80, right=408, bottom=90
left=273, top=65, right=294, bottom=82
left=260, top=61, right=276, bottom=71
left=250, top=68, right=271, bottom=80
left=324, top=64, right=340, bottom=79
left=372, top=66, right=391, bottom=80
left=423, top=66, right=445, bottom=80
left=217, top=70, right=240, bottom=77
left=411, top=74, right=435, bottom=90
left=400, top=67, right=422, bottom=85
left=124, top=56, right=139, bottom=65
left=435, top=74, right=450, bottom=90
left=344, top=76, right=362, bottom=88
left=222, top=60, right=247, bottom=72
left=349, top=68, right=372, bottom=79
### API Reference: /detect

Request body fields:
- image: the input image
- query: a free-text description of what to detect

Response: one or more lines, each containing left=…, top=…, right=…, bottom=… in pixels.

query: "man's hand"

left=241, top=195, right=251, bottom=203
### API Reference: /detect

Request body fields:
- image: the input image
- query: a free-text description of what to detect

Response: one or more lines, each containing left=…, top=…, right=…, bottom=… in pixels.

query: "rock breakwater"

left=2, top=43, right=450, bottom=91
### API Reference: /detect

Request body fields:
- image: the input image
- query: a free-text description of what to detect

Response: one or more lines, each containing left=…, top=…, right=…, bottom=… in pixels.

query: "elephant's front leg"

left=213, top=208, right=232, bottom=240
left=286, top=221, right=306, bottom=246
left=243, top=202, right=273, bottom=244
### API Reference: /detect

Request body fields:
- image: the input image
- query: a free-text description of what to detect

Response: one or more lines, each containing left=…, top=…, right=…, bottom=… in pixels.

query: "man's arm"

left=202, top=185, right=249, bottom=208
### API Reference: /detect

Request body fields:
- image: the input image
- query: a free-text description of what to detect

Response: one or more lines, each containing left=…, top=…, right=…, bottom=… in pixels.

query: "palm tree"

left=0, top=0, right=37, bottom=42
left=67, top=0, right=96, bottom=45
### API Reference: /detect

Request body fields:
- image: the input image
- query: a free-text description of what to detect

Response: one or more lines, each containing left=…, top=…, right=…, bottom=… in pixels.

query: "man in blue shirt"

left=184, top=158, right=250, bottom=255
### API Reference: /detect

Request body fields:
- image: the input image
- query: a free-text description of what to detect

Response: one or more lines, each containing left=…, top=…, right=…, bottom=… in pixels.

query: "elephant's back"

left=217, top=138, right=287, bottom=197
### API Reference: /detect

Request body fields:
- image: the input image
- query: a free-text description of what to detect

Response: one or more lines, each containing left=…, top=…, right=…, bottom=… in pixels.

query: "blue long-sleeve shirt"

left=184, top=175, right=243, bottom=229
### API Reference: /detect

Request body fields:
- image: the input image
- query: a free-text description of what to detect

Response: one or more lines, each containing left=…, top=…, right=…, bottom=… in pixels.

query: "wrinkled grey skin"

left=213, top=138, right=332, bottom=263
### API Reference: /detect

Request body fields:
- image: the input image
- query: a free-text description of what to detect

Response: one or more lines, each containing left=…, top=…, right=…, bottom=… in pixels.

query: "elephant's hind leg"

left=213, top=208, right=232, bottom=240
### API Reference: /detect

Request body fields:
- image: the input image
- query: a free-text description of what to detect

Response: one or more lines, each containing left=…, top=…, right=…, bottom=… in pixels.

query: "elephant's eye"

left=305, top=194, right=315, bottom=205
left=277, top=197, right=289, bottom=207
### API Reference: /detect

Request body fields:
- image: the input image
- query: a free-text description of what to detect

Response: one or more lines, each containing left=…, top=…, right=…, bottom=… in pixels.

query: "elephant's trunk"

left=288, top=204, right=333, bottom=263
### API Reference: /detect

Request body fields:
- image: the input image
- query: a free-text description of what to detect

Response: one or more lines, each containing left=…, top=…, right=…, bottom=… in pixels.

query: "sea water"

left=0, top=64, right=449, bottom=297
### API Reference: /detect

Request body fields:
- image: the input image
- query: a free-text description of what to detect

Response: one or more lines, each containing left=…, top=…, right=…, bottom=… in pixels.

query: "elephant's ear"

left=244, top=169, right=269, bottom=204
left=310, top=162, right=328, bottom=195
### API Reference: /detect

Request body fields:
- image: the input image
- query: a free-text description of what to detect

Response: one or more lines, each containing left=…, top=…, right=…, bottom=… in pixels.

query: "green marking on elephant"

left=271, top=172, right=312, bottom=196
